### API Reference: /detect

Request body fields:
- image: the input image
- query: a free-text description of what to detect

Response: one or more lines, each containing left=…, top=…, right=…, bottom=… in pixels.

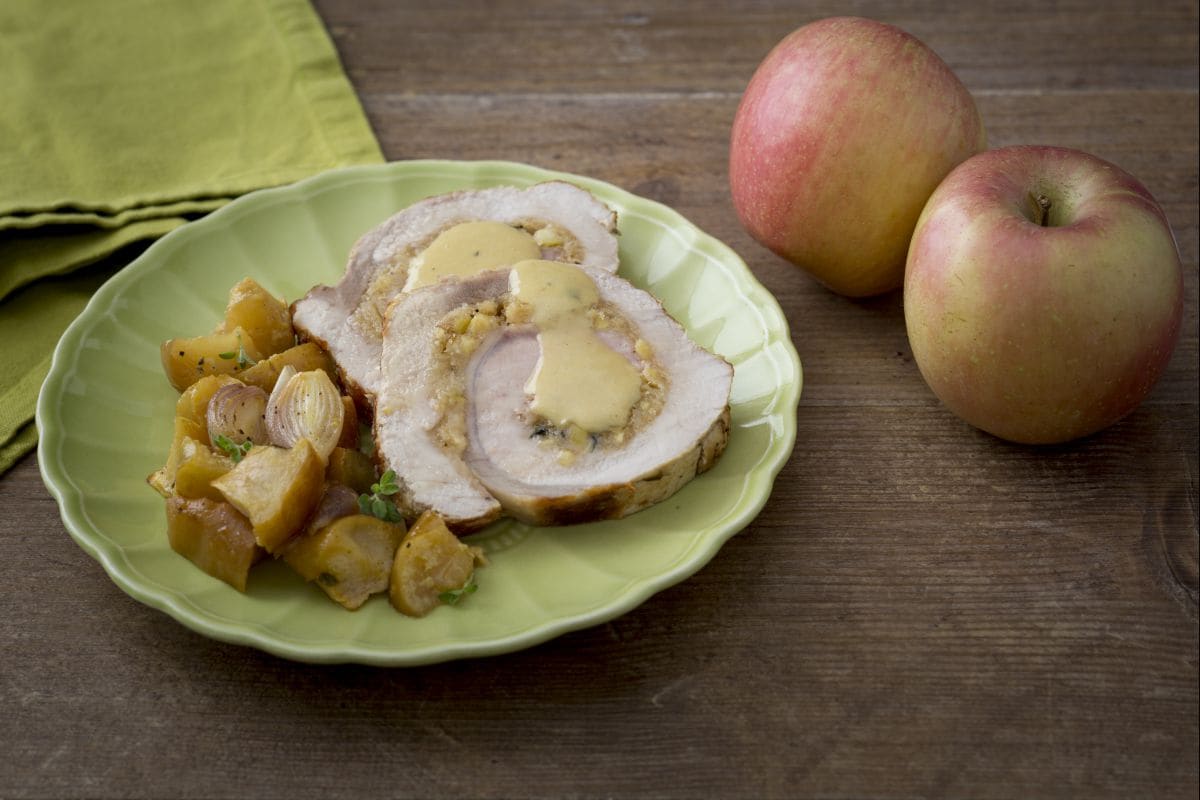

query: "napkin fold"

left=0, top=0, right=383, bottom=474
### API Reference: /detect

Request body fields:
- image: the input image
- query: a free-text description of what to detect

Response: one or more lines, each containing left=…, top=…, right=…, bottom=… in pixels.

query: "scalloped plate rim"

left=36, top=159, right=801, bottom=665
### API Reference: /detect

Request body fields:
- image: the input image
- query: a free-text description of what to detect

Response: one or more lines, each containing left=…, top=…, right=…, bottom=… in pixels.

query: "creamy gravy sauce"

left=405, top=221, right=540, bottom=291
left=509, top=260, right=641, bottom=433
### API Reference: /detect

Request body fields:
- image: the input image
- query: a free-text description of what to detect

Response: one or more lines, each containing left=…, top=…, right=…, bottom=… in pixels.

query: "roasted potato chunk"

left=161, top=327, right=264, bottom=392
left=211, top=439, right=324, bottom=552
left=283, top=513, right=406, bottom=610
left=390, top=510, right=484, bottom=617
left=166, top=496, right=263, bottom=591
left=217, top=278, right=294, bottom=357
left=173, top=437, right=234, bottom=501
left=239, top=342, right=336, bottom=392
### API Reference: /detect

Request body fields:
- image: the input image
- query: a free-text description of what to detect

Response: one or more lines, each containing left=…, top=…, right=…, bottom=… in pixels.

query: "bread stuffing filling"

left=351, top=220, right=585, bottom=342
left=429, top=266, right=668, bottom=465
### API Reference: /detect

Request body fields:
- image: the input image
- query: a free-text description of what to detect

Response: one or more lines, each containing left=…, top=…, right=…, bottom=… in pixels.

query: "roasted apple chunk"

left=217, top=277, right=294, bottom=357
left=160, top=327, right=264, bottom=392
left=283, top=513, right=406, bottom=610
left=147, top=414, right=207, bottom=497
left=390, top=510, right=484, bottom=617
left=211, top=439, right=324, bottom=553
left=326, top=447, right=376, bottom=495
left=166, top=496, right=263, bottom=592
left=337, top=396, right=360, bottom=450
left=173, top=437, right=234, bottom=501
left=239, top=342, right=336, bottom=393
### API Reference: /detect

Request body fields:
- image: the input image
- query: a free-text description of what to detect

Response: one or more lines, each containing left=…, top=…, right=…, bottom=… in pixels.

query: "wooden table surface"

left=3, top=1, right=1196, bottom=797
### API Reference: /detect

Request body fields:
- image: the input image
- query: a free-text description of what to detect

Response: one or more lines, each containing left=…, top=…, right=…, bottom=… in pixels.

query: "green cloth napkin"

left=0, top=0, right=383, bottom=474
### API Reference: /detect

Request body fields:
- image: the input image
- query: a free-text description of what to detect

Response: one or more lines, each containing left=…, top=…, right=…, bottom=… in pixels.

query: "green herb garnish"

left=218, top=336, right=257, bottom=369
left=439, top=576, right=478, bottom=606
left=213, top=434, right=253, bottom=463
left=358, top=469, right=403, bottom=523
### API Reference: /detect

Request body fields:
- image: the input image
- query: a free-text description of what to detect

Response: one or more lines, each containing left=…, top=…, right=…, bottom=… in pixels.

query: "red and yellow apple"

left=729, top=16, right=986, bottom=297
left=904, top=145, right=1184, bottom=444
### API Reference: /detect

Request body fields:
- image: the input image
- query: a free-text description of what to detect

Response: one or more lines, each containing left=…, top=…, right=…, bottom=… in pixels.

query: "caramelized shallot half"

left=300, top=483, right=362, bottom=537
left=265, top=368, right=345, bottom=462
left=206, top=382, right=269, bottom=447
left=267, top=364, right=297, bottom=412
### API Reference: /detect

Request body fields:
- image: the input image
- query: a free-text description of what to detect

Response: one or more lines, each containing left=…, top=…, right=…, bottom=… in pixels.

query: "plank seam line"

left=363, top=88, right=1199, bottom=102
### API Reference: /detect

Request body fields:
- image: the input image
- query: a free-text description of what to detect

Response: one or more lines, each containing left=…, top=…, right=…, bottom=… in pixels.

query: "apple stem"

left=1030, top=193, right=1052, bottom=227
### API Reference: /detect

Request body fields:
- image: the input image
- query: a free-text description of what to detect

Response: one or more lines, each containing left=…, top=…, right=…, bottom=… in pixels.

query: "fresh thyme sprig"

left=212, top=434, right=252, bottom=463
left=439, top=576, right=478, bottom=606
left=358, top=469, right=403, bottom=523
left=218, top=335, right=257, bottom=369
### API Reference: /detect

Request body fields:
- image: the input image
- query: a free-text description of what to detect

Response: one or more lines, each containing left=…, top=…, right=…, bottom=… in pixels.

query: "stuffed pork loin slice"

left=374, top=263, right=733, bottom=532
left=292, top=182, right=619, bottom=410
left=374, top=271, right=512, bottom=532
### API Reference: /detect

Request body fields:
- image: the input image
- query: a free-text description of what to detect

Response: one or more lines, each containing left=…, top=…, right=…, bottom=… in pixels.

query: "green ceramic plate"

left=37, top=160, right=801, bottom=665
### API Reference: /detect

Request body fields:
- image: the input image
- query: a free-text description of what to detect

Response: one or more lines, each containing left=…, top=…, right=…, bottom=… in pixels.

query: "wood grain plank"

left=315, top=0, right=1199, bottom=94
left=357, top=89, right=1199, bottom=256
left=4, top=397, right=1196, bottom=797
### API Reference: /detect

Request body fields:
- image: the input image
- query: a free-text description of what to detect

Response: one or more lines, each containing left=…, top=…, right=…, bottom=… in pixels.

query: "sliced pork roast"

left=374, top=264, right=733, bottom=532
left=374, top=271, right=512, bottom=532
left=292, top=182, right=620, bottom=410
